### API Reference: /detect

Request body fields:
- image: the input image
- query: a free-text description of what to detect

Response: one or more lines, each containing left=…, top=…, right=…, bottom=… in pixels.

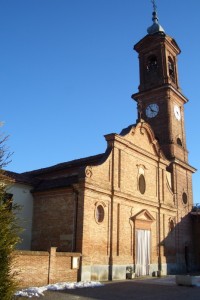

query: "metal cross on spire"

left=151, top=0, right=157, bottom=12
left=147, top=0, right=165, bottom=34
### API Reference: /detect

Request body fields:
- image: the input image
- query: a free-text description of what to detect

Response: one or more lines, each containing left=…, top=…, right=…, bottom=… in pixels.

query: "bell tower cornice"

left=134, top=34, right=181, bottom=57
left=132, top=84, right=188, bottom=105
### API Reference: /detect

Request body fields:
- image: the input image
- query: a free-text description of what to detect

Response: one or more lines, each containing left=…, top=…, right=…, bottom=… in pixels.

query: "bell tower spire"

left=147, top=1, right=165, bottom=35
left=133, top=2, right=180, bottom=93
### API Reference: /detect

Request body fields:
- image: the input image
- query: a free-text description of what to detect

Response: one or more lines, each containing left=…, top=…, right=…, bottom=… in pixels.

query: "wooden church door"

left=135, top=229, right=150, bottom=276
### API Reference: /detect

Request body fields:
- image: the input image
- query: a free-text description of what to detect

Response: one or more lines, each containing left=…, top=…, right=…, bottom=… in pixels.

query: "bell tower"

left=131, top=3, right=197, bottom=271
left=132, top=3, right=196, bottom=230
left=132, top=6, right=188, bottom=162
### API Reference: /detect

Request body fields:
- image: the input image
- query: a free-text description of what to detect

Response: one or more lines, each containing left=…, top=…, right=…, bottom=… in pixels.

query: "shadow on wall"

left=160, top=210, right=200, bottom=275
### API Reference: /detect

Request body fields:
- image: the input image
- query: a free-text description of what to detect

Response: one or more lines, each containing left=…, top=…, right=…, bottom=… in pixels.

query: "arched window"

left=168, top=57, right=175, bottom=81
left=177, top=138, right=182, bottom=146
left=169, top=219, right=175, bottom=232
left=146, top=55, right=158, bottom=72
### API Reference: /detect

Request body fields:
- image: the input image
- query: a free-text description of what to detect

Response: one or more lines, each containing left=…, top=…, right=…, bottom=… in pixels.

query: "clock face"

left=145, top=103, right=159, bottom=118
left=174, top=105, right=181, bottom=121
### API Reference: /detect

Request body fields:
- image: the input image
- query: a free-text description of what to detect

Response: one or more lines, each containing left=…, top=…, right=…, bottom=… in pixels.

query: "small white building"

left=6, top=171, right=33, bottom=250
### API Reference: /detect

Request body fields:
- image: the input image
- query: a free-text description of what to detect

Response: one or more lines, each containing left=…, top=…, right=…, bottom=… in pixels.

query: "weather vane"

left=151, top=0, right=157, bottom=12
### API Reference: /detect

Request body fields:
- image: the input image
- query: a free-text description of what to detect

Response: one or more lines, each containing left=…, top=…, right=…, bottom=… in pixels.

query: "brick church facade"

left=11, top=7, right=197, bottom=281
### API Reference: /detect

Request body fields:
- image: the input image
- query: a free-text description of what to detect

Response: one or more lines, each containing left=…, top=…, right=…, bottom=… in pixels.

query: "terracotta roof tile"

left=21, top=153, right=104, bottom=177
left=33, top=175, right=78, bottom=192
left=5, top=170, right=34, bottom=185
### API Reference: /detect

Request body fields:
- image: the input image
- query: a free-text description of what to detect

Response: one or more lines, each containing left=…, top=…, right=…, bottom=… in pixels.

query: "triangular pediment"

left=132, top=209, right=155, bottom=222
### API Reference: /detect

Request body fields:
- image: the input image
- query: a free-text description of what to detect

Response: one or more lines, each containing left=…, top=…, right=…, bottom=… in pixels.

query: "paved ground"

left=15, top=276, right=200, bottom=300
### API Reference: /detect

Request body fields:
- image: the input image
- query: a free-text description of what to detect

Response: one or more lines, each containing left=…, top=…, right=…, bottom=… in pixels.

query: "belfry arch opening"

left=146, top=55, right=158, bottom=72
left=168, top=56, right=175, bottom=81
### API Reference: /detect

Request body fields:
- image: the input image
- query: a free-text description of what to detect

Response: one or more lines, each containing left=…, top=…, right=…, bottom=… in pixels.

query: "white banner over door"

left=135, top=229, right=150, bottom=276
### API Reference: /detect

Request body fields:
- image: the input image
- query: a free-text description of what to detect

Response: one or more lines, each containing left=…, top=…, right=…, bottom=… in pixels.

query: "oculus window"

left=182, top=192, right=188, bottom=205
left=139, top=174, right=146, bottom=194
left=95, top=205, right=105, bottom=223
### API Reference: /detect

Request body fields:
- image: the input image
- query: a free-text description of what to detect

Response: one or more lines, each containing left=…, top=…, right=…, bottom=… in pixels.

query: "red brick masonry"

left=12, top=247, right=81, bottom=287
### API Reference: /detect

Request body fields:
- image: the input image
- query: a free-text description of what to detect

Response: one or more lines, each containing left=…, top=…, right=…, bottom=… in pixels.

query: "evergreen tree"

left=0, top=128, right=22, bottom=300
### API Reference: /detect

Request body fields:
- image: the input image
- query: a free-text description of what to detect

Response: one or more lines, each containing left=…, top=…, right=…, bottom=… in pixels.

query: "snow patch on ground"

left=15, top=281, right=103, bottom=298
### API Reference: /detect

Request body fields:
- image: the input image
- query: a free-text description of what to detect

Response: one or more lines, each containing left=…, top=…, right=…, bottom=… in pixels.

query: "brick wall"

left=12, top=248, right=81, bottom=288
left=31, top=189, right=75, bottom=251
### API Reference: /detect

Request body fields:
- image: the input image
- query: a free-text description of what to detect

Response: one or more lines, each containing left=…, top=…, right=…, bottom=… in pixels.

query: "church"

left=9, top=6, right=197, bottom=281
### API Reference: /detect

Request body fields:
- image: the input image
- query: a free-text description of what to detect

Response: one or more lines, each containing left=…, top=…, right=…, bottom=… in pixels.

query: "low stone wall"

left=12, top=247, right=81, bottom=288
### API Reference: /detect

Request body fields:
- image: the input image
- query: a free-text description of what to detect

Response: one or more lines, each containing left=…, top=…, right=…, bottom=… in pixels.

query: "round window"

left=96, top=205, right=104, bottom=223
left=182, top=192, right=188, bottom=205
left=139, top=174, right=146, bottom=194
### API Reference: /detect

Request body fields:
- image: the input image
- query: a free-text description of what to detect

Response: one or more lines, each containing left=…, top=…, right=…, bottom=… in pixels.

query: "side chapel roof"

left=21, top=153, right=104, bottom=178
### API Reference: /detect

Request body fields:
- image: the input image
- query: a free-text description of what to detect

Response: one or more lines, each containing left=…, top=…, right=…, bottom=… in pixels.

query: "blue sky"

left=0, top=0, right=199, bottom=204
